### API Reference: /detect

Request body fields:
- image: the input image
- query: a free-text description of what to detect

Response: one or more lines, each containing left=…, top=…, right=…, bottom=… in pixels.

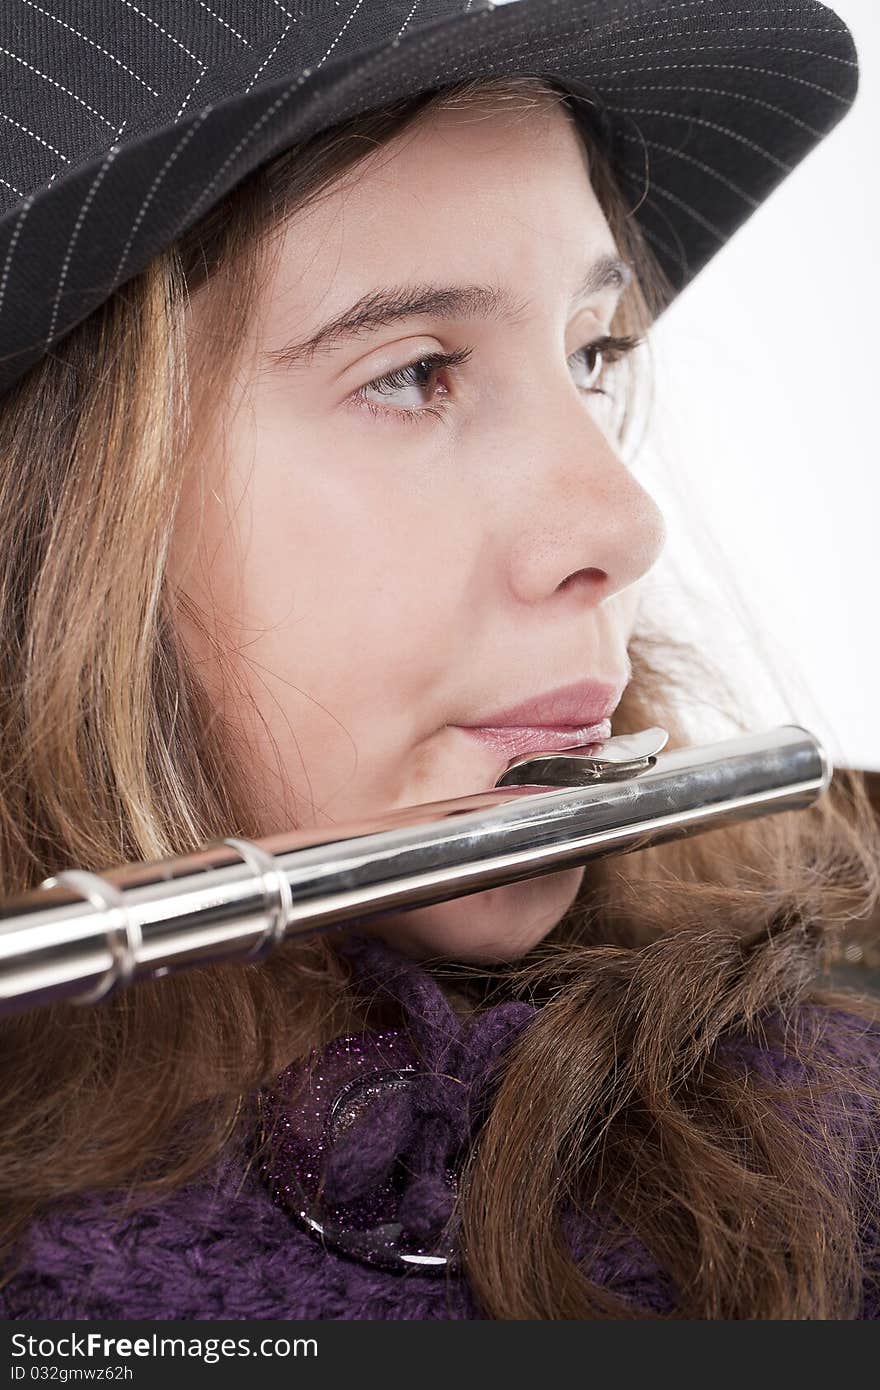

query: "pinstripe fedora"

left=0, top=0, right=858, bottom=398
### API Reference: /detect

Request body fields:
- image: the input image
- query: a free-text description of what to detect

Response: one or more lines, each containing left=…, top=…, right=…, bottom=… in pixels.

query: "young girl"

left=0, top=1, right=878, bottom=1320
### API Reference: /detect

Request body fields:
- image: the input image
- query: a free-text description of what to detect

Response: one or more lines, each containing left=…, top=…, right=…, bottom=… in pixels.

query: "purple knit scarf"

left=256, top=932, right=536, bottom=1272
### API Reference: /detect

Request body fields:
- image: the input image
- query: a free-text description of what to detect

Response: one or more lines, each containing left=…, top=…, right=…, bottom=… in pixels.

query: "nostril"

left=558, top=566, right=607, bottom=593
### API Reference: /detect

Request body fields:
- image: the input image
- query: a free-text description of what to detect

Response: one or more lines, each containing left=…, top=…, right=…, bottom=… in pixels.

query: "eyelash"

left=352, top=334, right=642, bottom=426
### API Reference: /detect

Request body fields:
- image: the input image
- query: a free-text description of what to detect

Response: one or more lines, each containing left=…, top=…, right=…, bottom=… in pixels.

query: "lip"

left=455, top=719, right=612, bottom=762
left=456, top=677, right=624, bottom=729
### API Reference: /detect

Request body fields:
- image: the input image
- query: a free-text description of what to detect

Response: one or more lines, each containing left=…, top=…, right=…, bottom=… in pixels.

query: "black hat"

left=0, top=0, right=857, bottom=398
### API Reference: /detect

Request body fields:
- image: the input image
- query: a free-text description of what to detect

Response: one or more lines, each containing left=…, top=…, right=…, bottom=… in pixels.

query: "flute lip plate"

left=494, top=726, right=669, bottom=789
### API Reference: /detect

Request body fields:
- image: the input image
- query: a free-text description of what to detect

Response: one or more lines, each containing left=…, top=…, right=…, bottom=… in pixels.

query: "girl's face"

left=170, top=94, right=666, bottom=962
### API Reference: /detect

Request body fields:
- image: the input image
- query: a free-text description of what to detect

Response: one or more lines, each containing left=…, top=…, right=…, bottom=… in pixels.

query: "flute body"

left=0, top=724, right=830, bottom=1016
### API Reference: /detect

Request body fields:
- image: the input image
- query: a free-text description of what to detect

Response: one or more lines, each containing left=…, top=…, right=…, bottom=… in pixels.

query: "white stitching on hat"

left=594, top=34, right=855, bottom=66
left=186, top=89, right=302, bottom=225
left=115, top=4, right=211, bottom=121
left=638, top=191, right=691, bottom=273
left=118, top=1, right=208, bottom=69
left=112, top=112, right=212, bottom=284
left=317, top=0, right=368, bottom=71
left=618, top=129, right=758, bottom=209
left=504, top=0, right=858, bottom=69
left=579, top=0, right=831, bottom=21
left=639, top=214, right=681, bottom=268
left=625, top=167, right=726, bottom=241
left=272, top=0, right=296, bottom=17
left=608, top=115, right=694, bottom=266
left=562, top=0, right=855, bottom=57
left=397, top=2, right=423, bottom=42
left=611, top=106, right=793, bottom=172
left=0, top=108, right=71, bottom=166
left=17, top=0, right=161, bottom=98
left=0, top=177, right=22, bottom=198
left=538, top=0, right=856, bottom=70
left=45, top=145, right=120, bottom=349
left=196, top=1, right=252, bottom=48
left=520, top=24, right=851, bottom=76
left=591, top=59, right=849, bottom=106
left=244, top=22, right=295, bottom=96
left=321, top=0, right=859, bottom=97
left=620, top=111, right=650, bottom=216
left=607, top=83, right=823, bottom=139
left=361, top=5, right=854, bottom=103
left=175, top=70, right=209, bottom=122
left=0, top=194, right=34, bottom=321
left=0, top=44, right=117, bottom=129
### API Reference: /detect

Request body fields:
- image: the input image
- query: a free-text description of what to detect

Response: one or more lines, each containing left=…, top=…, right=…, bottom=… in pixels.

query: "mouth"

left=448, top=676, right=625, bottom=788
left=452, top=718, right=612, bottom=763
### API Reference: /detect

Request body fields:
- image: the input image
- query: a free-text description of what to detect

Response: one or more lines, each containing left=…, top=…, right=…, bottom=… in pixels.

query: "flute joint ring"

left=39, top=869, right=142, bottom=1006
left=222, top=836, right=294, bottom=961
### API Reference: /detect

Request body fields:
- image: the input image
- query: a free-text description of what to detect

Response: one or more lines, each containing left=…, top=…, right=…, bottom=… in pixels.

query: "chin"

left=363, top=865, right=585, bottom=962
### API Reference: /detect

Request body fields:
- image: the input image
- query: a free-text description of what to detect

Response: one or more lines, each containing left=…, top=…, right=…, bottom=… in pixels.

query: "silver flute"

left=0, top=724, right=831, bottom=1017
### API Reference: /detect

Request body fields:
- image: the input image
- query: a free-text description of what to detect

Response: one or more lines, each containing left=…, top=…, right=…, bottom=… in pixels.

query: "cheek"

left=175, top=421, right=485, bottom=822
left=236, top=424, right=480, bottom=720
left=186, top=428, right=446, bottom=671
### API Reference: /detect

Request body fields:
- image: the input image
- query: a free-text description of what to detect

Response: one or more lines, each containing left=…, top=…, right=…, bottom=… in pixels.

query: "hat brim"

left=0, top=0, right=857, bottom=397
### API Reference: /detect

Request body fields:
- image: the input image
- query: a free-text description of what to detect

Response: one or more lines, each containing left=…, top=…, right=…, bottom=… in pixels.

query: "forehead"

left=258, top=96, right=618, bottom=330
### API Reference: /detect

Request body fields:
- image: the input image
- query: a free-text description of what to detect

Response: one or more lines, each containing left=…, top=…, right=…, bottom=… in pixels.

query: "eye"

left=353, top=347, right=474, bottom=425
left=569, top=342, right=604, bottom=391
left=568, top=334, right=643, bottom=397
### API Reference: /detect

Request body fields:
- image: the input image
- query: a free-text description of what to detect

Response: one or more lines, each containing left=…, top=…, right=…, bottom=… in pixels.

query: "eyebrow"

left=263, top=253, right=633, bottom=370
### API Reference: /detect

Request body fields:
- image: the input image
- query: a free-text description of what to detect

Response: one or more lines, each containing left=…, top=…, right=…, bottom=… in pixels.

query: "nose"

left=504, top=392, right=667, bottom=606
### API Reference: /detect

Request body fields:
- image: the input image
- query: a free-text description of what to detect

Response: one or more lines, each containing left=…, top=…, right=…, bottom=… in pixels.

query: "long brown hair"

left=0, top=75, right=878, bottom=1319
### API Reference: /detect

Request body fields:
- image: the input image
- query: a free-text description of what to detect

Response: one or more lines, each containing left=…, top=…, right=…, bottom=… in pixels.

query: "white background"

left=634, top=0, right=879, bottom=771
